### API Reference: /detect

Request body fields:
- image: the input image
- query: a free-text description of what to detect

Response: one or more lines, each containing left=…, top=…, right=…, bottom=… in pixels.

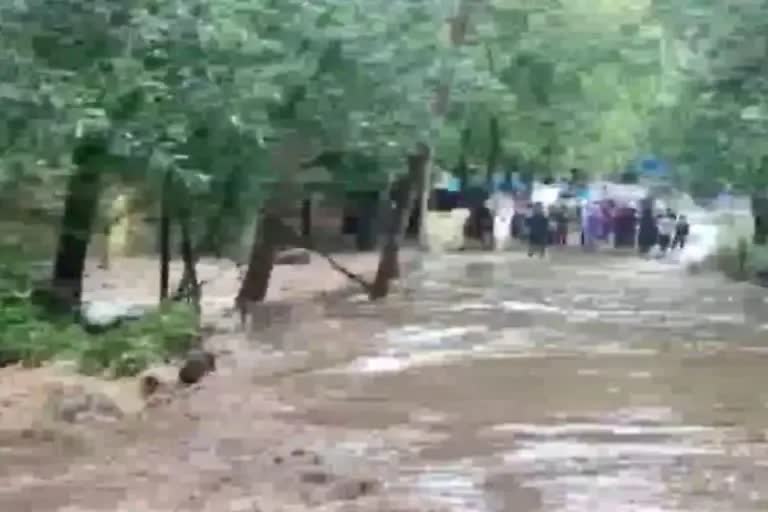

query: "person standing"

left=553, top=203, right=569, bottom=245
left=657, top=211, right=676, bottom=254
left=672, top=214, right=690, bottom=250
left=526, top=202, right=550, bottom=258
left=637, top=205, right=658, bottom=255
left=583, top=202, right=602, bottom=251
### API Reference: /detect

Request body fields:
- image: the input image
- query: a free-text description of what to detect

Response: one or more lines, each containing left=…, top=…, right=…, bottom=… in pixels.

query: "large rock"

left=80, top=300, right=150, bottom=332
left=275, top=248, right=311, bottom=266
left=178, top=349, right=216, bottom=385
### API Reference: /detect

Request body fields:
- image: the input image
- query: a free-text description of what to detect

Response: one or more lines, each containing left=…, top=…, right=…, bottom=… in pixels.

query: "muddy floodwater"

left=2, top=247, right=768, bottom=511
left=282, top=251, right=768, bottom=511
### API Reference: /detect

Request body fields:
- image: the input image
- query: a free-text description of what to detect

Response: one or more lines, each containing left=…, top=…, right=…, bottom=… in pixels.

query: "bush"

left=75, top=303, right=199, bottom=377
left=0, top=258, right=199, bottom=377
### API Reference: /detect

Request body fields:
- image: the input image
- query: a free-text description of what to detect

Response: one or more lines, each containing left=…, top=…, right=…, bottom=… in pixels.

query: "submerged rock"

left=178, top=349, right=216, bottom=385
left=275, top=248, right=311, bottom=265
left=326, top=476, right=379, bottom=501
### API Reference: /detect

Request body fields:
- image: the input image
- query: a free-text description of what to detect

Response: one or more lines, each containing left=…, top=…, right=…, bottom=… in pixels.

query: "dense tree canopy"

left=1, top=0, right=767, bottom=296
left=3, top=0, right=762, bottom=196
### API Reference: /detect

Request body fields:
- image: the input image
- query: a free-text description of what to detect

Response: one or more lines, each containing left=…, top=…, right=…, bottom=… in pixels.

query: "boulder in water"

left=275, top=248, right=311, bottom=265
left=80, top=301, right=150, bottom=333
left=178, top=349, right=216, bottom=385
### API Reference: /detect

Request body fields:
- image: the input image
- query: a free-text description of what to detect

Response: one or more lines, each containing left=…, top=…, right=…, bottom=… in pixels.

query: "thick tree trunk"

left=236, top=210, right=280, bottom=320
left=159, top=172, right=172, bottom=302
left=370, top=146, right=430, bottom=300
left=50, top=144, right=105, bottom=311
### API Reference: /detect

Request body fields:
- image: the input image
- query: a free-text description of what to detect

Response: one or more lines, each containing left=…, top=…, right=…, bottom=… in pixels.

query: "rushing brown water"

left=282, top=251, right=768, bottom=511
left=2, top=248, right=768, bottom=511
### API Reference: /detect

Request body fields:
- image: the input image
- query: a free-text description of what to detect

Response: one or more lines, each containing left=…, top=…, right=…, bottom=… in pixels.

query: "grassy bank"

left=0, top=256, right=199, bottom=377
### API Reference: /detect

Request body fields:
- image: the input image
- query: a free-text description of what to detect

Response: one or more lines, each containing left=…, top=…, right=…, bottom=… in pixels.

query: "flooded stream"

left=283, top=250, right=768, bottom=511
left=3, top=215, right=768, bottom=511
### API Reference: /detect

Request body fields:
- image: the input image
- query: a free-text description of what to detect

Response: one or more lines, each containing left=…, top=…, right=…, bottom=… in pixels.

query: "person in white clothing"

left=657, top=211, right=676, bottom=253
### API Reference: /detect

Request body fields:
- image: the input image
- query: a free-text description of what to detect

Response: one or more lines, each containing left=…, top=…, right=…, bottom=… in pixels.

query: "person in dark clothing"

left=526, top=202, right=549, bottom=258
left=637, top=207, right=657, bottom=255
left=477, top=202, right=494, bottom=249
left=511, top=208, right=525, bottom=239
left=613, top=206, right=637, bottom=248
left=551, top=204, right=569, bottom=245
left=672, top=214, right=690, bottom=250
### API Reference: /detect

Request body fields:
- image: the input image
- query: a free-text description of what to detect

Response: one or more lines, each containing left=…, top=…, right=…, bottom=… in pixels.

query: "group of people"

left=512, top=200, right=690, bottom=259
left=639, top=208, right=690, bottom=255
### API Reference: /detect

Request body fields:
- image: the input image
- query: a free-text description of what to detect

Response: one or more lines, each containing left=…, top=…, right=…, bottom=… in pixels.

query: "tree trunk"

left=370, top=145, right=430, bottom=300
left=457, top=127, right=471, bottom=194
left=178, top=212, right=200, bottom=311
left=369, top=0, right=473, bottom=297
left=486, top=115, right=500, bottom=189
left=417, top=0, right=473, bottom=248
left=159, top=172, right=172, bottom=302
left=50, top=144, right=105, bottom=311
left=485, top=45, right=500, bottom=191
left=236, top=210, right=280, bottom=312
left=99, top=224, right=111, bottom=270
left=300, top=197, right=312, bottom=241
left=755, top=216, right=767, bottom=245
left=752, top=195, right=768, bottom=245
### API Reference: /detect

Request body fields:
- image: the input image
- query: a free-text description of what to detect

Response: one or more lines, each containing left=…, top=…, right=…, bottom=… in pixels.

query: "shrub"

left=75, top=303, right=199, bottom=377
left=0, top=256, right=199, bottom=377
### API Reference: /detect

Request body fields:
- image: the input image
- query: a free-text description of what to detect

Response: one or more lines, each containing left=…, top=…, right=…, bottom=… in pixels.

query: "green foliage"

left=0, top=253, right=198, bottom=376
left=75, top=303, right=198, bottom=378
left=650, top=0, right=768, bottom=192
left=436, top=0, right=666, bottom=177
left=0, top=299, right=198, bottom=377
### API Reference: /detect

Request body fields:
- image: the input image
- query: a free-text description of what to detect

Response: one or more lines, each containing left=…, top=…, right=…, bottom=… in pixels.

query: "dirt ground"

left=0, top=249, right=442, bottom=512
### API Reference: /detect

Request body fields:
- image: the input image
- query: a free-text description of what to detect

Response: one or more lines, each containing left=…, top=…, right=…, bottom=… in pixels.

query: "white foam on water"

left=327, top=349, right=472, bottom=375
left=400, top=463, right=493, bottom=512
left=446, top=302, right=497, bottom=312
left=503, top=300, right=561, bottom=314
left=489, top=423, right=714, bottom=437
